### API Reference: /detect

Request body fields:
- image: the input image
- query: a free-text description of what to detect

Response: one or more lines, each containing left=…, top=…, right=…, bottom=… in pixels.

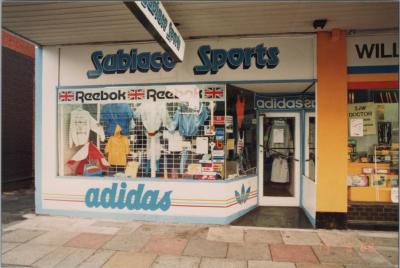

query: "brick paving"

left=1, top=214, right=398, bottom=267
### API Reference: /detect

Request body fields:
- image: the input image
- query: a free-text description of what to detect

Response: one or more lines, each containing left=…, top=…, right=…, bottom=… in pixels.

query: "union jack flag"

left=128, top=89, right=145, bottom=100
left=204, top=87, right=224, bottom=99
left=58, top=91, right=74, bottom=102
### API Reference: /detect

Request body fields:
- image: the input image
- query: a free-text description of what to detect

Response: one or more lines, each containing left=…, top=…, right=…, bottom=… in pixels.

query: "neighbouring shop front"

left=35, top=31, right=398, bottom=228
left=346, top=34, right=399, bottom=229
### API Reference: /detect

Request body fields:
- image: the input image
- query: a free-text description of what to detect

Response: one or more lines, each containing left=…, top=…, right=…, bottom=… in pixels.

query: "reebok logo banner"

left=57, top=86, right=226, bottom=104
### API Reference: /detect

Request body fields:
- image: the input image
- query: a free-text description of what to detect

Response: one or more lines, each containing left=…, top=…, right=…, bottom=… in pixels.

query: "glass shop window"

left=225, top=85, right=257, bottom=179
left=347, top=89, right=399, bottom=203
left=57, top=85, right=227, bottom=180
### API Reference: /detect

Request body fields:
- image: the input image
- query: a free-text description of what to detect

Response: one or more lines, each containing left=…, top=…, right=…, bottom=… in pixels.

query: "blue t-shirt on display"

left=100, top=104, right=135, bottom=136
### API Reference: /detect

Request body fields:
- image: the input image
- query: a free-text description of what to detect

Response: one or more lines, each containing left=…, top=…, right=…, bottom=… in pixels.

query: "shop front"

left=346, top=34, right=399, bottom=229
left=36, top=35, right=320, bottom=225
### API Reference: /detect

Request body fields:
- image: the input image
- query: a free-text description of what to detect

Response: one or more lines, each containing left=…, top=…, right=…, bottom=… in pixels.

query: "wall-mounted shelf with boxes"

left=348, top=144, right=399, bottom=203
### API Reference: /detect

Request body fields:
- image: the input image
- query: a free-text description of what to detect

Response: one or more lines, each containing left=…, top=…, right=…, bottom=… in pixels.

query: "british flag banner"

left=58, top=91, right=75, bottom=102
left=204, top=87, right=224, bottom=99
left=57, top=85, right=225, bottom=104
left=128, top=89, right=145, bottom=100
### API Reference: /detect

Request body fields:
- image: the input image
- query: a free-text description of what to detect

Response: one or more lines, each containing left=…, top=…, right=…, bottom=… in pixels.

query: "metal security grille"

left=99, top=101, right=217, bottom=179
left=58, top=85, right=226, bottom=180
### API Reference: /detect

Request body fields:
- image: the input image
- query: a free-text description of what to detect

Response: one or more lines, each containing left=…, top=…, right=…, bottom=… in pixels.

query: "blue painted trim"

left=35, top=204, right=258, bottom=225
left=57, top=79, right=317, bottom=90
left=56, top=175, right=256, bottom=184
left=300, top=112, right=316, bottom=227
left=257, top=108, right=315, bottom=113
left=300, top=111, right=305, bottom=208
left=35, top=48, right=43, bottom=213
left=302, top=206, right=316, bottom=227
left=256, top=110, right=260, bottom=206
left=347, top=65, right=399, bottom=74
left=255, top=92, right=315, bottom=97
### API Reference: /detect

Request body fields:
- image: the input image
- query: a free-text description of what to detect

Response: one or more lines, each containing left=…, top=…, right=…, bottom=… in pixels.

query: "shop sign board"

left=255, top=94, right=315, bottom=111
left=86, top=43, right=280, bottom=79
left=193, top=43, right=279, bottom=75
left=60, top=36, right=315, bottom=85
left=347, top=35, right=398, bottom=66
left=125, top=1, right=185, bottom=62
left=87, top=49, right=177, bottom=79
left=38, top=176, right=257, bottom=223
left=85, top=183, right=172, bottom=211
left=348, top=102, right=376, bottom=135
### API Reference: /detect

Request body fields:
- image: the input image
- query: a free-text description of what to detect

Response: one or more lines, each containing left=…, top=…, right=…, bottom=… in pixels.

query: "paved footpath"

left=2, top=214, right=398, bottom=268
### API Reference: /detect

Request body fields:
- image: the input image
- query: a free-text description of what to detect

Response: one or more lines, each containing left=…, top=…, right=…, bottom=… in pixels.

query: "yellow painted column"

left=316, top=30, right=348, bottom=213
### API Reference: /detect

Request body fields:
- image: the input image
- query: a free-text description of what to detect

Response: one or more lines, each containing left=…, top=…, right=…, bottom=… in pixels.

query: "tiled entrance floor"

left=231, top=206, right=313, bottom=228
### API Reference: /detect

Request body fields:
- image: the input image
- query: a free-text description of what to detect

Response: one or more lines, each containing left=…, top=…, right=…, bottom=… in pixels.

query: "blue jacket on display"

left=100, top=103, right=135, bottom=136
left=170, top=104, right=209, bottom=137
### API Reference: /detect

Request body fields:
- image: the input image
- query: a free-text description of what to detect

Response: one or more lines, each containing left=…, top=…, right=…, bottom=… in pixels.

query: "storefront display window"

left=347, top=89, right=399, bottom=203
left=225, top=85, right=257, bottom=179
left=58, top=85, right=256, bottom=180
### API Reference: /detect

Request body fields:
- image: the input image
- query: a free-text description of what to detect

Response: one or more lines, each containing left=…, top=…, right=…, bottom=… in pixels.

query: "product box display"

left=348, top=175, right=369, bottom=187
left=371, top=174, right=387, bottom=186
left=361, top=167, right=374, bottom=174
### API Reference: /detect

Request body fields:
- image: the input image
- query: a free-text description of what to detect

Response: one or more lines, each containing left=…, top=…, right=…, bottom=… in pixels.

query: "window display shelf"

left=348, top=161, right=398, bottom=202
left=349, top=186, right=393, bottom=202
left=348, top=162, right=390, bottom=174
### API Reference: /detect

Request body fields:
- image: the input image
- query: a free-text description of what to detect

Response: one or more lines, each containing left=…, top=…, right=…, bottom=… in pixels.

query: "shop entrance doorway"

left=258, top=112, right=300, bottom=206
left=229, top=86, right=316, bottom=227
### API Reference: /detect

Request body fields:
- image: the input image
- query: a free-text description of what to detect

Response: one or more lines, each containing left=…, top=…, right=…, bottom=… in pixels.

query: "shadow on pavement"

left=2, top=187, right=35, bottom=226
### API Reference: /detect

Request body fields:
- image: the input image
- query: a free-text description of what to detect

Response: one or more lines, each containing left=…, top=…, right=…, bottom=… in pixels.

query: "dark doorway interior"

left=231, top=206, right=313, bottom=229
left=2, top=46, right=34, bottom=191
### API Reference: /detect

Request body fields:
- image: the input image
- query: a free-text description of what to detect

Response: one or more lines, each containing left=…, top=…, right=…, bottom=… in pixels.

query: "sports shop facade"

left=35, top=31, right=399, bottom=229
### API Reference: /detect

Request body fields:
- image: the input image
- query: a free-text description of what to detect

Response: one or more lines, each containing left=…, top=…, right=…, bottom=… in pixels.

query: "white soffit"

left=2, top=2, right=399, bottom=46
left=2, top=2, right=153, bottom=45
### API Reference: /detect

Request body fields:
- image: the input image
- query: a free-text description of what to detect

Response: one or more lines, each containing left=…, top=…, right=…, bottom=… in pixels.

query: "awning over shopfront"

left=3, top=2, right=398, bottom=46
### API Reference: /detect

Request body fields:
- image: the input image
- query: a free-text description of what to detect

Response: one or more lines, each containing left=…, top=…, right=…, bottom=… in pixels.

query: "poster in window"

left=348, top=103, right=376, bottom=135
left=350, top=118, right=364, bottom=137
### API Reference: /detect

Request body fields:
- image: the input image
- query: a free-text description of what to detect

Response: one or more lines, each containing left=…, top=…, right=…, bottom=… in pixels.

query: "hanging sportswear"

left=136, top=102, right=172, bottom=178
left=170, top=103, right=208, bottom=137
left=146, top=133, right=162, bottom=160
left=100, top=103, right=135, bottom=136
left=67, top=142, right=109, bottom=175
left=235, top=96, right=245, bottom=130
left=237, top=132, right=244, bottom=155
left=271, top=157, right=289, bottom=183
left=136, top=102, right=172, bottom=134
left=69, top=108, right=105, bottom=148
left=105, top=128, right=130, bottom=166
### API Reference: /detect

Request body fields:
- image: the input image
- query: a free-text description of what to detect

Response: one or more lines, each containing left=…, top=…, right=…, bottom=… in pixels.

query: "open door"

left=301, top=112, right=316, bottom=226
left=258, top=112, right=300, bottom=206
